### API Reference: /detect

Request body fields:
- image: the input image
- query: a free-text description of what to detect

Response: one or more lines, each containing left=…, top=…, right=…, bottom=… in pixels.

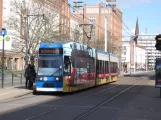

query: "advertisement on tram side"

left=155, top=58, right=161, bottom=88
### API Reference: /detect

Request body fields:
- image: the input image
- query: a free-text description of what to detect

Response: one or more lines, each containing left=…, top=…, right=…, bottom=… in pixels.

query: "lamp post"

left=1, top=28, right=7, bottom=88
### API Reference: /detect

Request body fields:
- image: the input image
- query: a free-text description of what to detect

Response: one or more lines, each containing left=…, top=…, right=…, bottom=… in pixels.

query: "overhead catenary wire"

left=102, top=2, right=134, bottom=36
left=45, top=0, right=130, bottom=41
left=62, top=0, right=130, bottom=39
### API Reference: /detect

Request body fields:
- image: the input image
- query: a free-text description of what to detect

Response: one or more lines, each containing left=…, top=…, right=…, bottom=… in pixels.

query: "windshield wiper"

left=51, top=67, right=62, bottom=76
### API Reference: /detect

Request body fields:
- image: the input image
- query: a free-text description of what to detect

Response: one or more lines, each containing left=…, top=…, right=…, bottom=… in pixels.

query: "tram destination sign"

left=155, top=58, right=161, bottom=88
left=39, top=48, right=63, bottom=54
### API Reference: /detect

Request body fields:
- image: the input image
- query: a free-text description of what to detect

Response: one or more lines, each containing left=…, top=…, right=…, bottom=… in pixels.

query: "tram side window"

left=105, top=61, right=107, bottom=73
left=113, top=62, right=118, bottom=73
left=110, top=62, right=114, bottom=73
left=105, top=61, right=109, bottom=73
left=99, top=60, right=102, bottom=74
left=64, top=56, right=71, bottom=76
left=101, top=61, right=103, bottom=74
left=96, top=60, right=99, bottom=74
left=103, top=61, right=105, bottom=74
left=100, top=60, right=103, bottom=74
left=107, top=61, right=109, bottom=73
left=90, top=58, right=95, bottom=72
left=98, top=60, right=101, bottom=74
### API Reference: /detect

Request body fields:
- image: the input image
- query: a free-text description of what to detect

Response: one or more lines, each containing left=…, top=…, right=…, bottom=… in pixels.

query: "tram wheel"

left=33, top=89, right=37, bottom=95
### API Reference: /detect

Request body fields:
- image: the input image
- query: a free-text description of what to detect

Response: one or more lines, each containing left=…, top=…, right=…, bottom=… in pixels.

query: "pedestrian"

left=25, top=62, right=36, bottom=89
left=25, top=63, right=31, bottom=89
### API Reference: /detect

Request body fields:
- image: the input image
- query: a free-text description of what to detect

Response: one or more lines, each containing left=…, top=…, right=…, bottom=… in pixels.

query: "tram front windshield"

left=38, top=56, right=63, bottom=76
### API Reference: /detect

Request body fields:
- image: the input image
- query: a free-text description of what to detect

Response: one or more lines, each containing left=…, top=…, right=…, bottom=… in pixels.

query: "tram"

left=33, top=41, right=119, bottom=93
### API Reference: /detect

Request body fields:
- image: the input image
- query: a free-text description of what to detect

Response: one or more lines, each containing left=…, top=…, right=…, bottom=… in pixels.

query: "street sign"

left=1, top=28, right=7, bottom=37
left=5, top=35, right=11, bottom=42
left=121, top=57, right=126, bottom=61
left=155, top=58, right=161, bottom=88
left=24, top=56, right=29, bottom=61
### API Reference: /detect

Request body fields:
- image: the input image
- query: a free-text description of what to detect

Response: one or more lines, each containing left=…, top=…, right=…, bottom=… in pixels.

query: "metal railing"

left=0, top=71, right=26, bottom=88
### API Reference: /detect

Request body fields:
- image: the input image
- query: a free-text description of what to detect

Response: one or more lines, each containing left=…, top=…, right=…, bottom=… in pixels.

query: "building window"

left=89, top=16, right=96, bottom=23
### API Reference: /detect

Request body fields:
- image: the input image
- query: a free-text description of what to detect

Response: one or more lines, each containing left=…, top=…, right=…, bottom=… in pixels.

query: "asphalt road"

left=0, top=71, right=160, bottom=120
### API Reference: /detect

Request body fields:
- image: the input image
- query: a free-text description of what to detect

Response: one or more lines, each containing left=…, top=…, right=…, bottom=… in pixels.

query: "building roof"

left=135, top=17, right=139, bottom=35
left=136, top=44, right=145, bottom=49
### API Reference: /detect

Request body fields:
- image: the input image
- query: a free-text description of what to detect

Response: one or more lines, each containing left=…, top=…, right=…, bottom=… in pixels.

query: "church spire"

left=135, top=17, right=139, bottom=35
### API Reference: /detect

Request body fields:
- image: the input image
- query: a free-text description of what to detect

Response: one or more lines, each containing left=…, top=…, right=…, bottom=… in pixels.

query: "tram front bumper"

left=36, top=87, right=63, bottom=92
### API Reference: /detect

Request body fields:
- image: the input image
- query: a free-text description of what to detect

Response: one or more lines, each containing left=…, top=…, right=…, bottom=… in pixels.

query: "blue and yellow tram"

left=33, top=41, right=119, bottom=93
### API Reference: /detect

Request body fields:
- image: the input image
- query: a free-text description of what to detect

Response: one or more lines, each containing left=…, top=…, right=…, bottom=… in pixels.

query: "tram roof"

left=40, top=42, right=63, bottom=48
left=97, top=49, right=109, bottom=55
left=97, top=49, right=117, bottom=57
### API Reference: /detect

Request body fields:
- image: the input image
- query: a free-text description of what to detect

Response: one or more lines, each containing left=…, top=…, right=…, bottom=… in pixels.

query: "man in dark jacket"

left=25, top=63, right=36, bottom=89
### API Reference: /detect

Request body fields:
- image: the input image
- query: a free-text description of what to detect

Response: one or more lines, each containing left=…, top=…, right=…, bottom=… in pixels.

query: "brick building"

left=0, top=0, right=71, bottom=71
left=0, top=0, right=2, bottom=30
left=0, top=0, right=24, bottom=71
left=73, top=0, right=122, bottom=52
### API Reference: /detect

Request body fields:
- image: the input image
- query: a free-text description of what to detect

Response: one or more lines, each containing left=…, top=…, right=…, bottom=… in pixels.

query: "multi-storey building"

left=122, top=17, right=160, bottom=71
left=134, top=16, right=160, bottom=70
left=122, top=40, right=146, bottom=72
left=0, top=0, right=2, bottom=30
left=137, top=36, right=161, bottom=70
left=73, top=0, right=122, bottom=51
left=0, top=0, right=70, bottom=70
left=0, top=0, right=24, bottom=70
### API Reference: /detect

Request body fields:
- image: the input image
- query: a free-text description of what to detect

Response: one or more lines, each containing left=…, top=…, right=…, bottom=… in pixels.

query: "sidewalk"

left=0, top=86, right=32, bottom=102
left=119, top=71, right=151, bottom=76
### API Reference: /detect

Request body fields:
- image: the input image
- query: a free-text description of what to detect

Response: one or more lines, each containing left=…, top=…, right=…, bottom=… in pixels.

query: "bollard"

left=20, top=73, right=22, bottom=85
left=12, top=73, right=14, bottom=86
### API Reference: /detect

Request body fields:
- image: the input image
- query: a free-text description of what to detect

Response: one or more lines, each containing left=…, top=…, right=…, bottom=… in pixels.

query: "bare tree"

left=90, top=32, right=122, bottom=56
left=70, top=23, right=83, bottom=43
left=7, top=0, right=62, bottom=57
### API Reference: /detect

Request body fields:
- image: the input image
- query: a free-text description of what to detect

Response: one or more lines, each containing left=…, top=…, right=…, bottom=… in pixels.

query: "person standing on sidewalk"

left=24, top=62, right=36, bottom=89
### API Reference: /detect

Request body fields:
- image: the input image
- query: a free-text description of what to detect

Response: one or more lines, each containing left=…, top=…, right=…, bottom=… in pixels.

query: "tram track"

left=0, top=76, right=134, bottom=104
left=23, top=77, right=144, bottom=120
left=73, top=77, right=146, bottom=120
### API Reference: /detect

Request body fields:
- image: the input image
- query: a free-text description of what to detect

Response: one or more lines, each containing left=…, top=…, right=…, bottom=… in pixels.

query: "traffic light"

left=155, top=34, right=161, bottom=50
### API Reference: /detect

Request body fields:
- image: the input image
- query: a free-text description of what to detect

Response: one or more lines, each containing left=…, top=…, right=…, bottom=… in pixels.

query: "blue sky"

left=69, top=0, right=161, bottom=37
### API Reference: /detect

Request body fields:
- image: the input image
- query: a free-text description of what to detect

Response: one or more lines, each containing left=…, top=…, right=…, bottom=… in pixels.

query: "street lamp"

left=0, top=28, right=7, bottom=88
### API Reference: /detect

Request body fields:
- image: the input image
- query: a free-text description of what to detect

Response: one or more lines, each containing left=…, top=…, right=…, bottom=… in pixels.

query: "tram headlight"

left=38, top=77, right=43, bottom=81
left=40, top=77, right=42, bottom=80
left=56, top=77, right=60, bottom=81
left=44, top=77, right=48, bottom=81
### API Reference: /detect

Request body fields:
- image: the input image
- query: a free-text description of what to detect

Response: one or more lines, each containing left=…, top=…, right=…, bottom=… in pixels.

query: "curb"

left=13, top=91, right=33, bottom=98
left=0, top=91, right=33, bottom=103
